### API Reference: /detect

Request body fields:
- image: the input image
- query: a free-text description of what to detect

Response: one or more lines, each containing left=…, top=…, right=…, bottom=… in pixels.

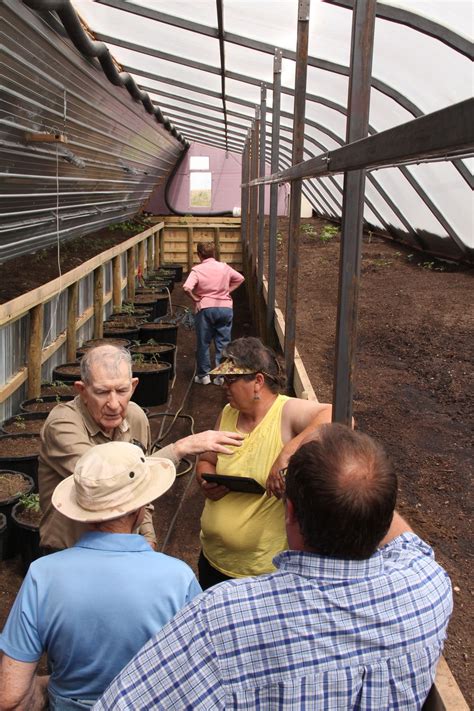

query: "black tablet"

left=202, top=473, right=265, bottom=495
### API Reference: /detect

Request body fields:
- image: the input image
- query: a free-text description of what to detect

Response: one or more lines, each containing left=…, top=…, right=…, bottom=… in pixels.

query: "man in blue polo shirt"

left=95, top=424, right=452, bottom=710
left=0, top=441, right=202, bottom=710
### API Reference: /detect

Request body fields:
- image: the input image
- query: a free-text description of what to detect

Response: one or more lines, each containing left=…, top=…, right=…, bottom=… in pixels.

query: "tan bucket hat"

left=52, top=441, right=175, bottom=522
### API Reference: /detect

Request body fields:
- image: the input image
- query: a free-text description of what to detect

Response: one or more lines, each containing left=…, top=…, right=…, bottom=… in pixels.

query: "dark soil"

left=14, top=504, right=42, bottom=528
left=21, top=399, right=72, bottom=413
left=52, top=365, right=81, bottom=377
left=0, top=219, right=471, bottom=704
left=0, top=472, right=32, bottom=500
left=1, top=415, right=47, bottom=435
left=41, top=384, right=76, bottom=397
left=0, top=434, right=41, bottom=456
left=131, top=361, right=170, bottom=373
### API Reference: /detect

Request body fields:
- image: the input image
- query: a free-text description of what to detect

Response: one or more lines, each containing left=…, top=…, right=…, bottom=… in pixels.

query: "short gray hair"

left=80, top=345, right=132, bottom=385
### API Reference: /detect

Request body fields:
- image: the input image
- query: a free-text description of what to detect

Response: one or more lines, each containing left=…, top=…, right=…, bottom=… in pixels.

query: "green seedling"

left=13, top=415, right=26, bottom=429
left=319, top=225, right=339, bottom=243
left=300, top=223, right=317, bottom=238
left=19, top=493, right=41, bottom=513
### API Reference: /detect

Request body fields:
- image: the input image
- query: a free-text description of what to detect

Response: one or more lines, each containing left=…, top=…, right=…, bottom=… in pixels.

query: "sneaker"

left=213, top=376, right=224, bottom=386
left=194, top=375, right=211, bottom=385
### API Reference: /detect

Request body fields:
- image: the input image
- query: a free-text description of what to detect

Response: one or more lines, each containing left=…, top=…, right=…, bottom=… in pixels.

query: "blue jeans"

left=195, top=307, right=233, bottom=377
left=49, top=690, right=95, bottom=710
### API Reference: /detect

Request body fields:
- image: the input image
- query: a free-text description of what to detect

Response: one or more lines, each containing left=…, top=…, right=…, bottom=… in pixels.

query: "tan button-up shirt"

left=38, top=397, right=178, bottom=550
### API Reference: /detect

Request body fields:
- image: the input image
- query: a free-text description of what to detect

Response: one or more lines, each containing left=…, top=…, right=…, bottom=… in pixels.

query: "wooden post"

left=27, top=304, right=44, bottom=398
left=93, top=266, right=104, bottom=339
left=214, top=227, right=221, bottom=260
left=112, top=255, right=122, bottom=311
left=147, top=236, right=153, bottom=277
left=159, top=228, right=165, bottom=268
left=127, top=248, right=135, bottom=301
left=154, top=230, right=160, bottom=270
left=187, top=227, right=194, bottom=272
left=66, top=282, right=78, bottom=361
left=138, top=240, right=145, bottom=280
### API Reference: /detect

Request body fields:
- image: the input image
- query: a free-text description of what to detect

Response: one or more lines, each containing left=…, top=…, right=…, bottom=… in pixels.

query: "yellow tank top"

left=200, top=394, right=289, bottom=577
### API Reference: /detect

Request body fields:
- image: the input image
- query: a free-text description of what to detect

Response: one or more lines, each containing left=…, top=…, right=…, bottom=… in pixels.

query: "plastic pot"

left=0, top=434, right=41, bottom=491
left=138, top=322, right=178, bottom=346
left=0, top=471, right=35, bottom=559
left=20, top=395, right=74, bottom=414
left=102, top=325, right=140, bottom=341
left=161, top=263, right=183, bottom=282
left=51, top=362, right=81, bottom=384
left=12, top=502, right=41, bottom=575
left=131, top=362, right=171, bottom=407
left=1, top=412, right=48, bottom=435
left=133, top=294, right=169, bottom=320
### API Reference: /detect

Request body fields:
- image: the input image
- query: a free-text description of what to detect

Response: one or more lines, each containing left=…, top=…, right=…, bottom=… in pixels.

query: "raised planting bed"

left=51, top=362, right=81, bottom=383
left=12, top=494, right=42, bottom=575
left=0, top=471, right=35, bottom=559
left=130, top=342, right=176, bottom=377
left=40, top=382, right=76, bottom=397
left=0, top=434, right=41, bottom=490
left=1, top=412, right=47, bottom=435
left=20, top=395, right=74, bottom=414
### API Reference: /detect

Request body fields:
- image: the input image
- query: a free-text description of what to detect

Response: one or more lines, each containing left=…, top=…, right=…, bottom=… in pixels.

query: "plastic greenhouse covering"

left=1, top=0, right=472, bottom=261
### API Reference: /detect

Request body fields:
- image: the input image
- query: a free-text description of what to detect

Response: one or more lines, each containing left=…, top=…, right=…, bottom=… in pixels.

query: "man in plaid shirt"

left=95, top=424, right=452, bottom=710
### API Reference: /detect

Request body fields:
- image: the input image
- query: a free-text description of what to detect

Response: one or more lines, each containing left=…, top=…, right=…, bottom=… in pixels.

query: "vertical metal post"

left=249, top=114, right=259, bottom=278
left=267, top=49, right=282, bottom=336
left=257, top=84, right=267, bottom=285
left=284, top=0, right=310, bottom=388
left=240, top=136, right=250, bottom=280
left=333, top=0, right=376, bottom=424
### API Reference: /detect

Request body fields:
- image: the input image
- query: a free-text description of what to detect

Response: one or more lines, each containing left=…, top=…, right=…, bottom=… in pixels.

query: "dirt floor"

left=0, top=218, right=472, bottom=705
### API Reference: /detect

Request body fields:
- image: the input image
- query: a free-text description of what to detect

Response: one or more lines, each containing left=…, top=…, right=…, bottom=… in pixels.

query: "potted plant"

left=1, top=412, right=47, bottom=435
left=133, top=294, right=169, bottom=320
left=0, top=470, right=35, bottom=559
left=51, top=362, right=82, bottom=384
left=131, top=355, right=171, bottom=407
left=41, top=380, right=76, bottom=397
left=138, top=321, right=178, bottom=346
left=160, top=263, right=183, bottom=282
left=102, top=323, right=140, bottom=341
left=12, top=492, right=42, bottom=574
left=0, top=434, right=41, bottom=490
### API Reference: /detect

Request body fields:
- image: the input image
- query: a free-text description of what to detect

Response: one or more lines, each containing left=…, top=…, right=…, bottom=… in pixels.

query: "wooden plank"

left=187, top=227, right=194, bottom=272
left=214, top=227, right=221, bottom=260
left=154, top=231, right=160, bottom=269
left=146, top=236, right=153, bottom=276
left=138, top=240, right=146, bottom=280
left=0, top=223, right=164, bottom=327
left=27, top=304, right=44, bottom=399
left=66, top=282, right=78, bottom=361
left=0, top=368, right=28, bottom=404
left=423, top=657, right=470, bottom=711
left=93, top=266, right=104, bottom=339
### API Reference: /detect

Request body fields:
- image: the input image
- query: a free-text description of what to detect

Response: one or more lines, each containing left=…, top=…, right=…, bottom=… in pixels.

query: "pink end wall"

left=145, top=142, right=289, bottom=216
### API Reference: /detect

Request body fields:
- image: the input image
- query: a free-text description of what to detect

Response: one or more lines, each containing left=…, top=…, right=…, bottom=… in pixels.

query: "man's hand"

left=174, top=431, right=244, bottom=459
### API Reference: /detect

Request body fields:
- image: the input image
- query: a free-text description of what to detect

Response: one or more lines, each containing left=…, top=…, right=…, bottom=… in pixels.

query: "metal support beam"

left=257, top=84, right=267, bottom=286
left=284, top=0, right=310, bottom=389
left=332, top=0, right=377, bottom=425
left=267, top=49, right=283, bottom=336
left=249, top=115, right=259, bottom=277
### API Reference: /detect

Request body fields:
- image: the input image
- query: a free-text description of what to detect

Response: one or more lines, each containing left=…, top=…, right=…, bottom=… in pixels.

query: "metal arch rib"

left=21, top=0, right=187, bottom=144
left=216, top=0, right=229, bottom=153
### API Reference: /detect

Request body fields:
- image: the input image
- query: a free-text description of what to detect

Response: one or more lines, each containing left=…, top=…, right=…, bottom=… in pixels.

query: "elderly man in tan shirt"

left=39, top=345, right=243, bottom=551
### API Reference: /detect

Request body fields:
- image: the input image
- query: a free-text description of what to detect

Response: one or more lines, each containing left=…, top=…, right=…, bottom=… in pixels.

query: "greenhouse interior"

left=0, top=0, right=472, bottom=709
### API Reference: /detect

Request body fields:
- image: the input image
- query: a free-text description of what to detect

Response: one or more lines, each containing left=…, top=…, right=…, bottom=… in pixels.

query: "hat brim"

left=52, top=456, right=175, bottom=522
left=209, top=359, right=255, bottom=376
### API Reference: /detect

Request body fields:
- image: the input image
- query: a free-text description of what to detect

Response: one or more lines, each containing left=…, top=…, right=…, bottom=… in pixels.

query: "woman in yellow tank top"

left=197, top=337, right=332, bottom=589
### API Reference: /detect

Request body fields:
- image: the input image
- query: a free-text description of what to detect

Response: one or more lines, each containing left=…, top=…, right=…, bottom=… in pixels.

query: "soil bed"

left=21, top=400, right=71, bottom=413
left=0, top=435, right=41, bottom=456
left=2, top=416, right=46, bottom=435
left=0, top=472, right=32, bottom=500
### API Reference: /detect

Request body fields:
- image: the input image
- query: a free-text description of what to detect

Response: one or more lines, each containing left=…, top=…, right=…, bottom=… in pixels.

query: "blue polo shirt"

left=0, top=531, right=202, bottom=699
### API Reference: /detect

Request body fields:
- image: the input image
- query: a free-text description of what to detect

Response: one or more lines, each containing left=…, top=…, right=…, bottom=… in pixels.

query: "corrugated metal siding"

left=0, top=1, right=183, bottom=262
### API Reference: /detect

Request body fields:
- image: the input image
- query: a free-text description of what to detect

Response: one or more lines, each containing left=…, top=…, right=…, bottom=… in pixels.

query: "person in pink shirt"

left=183, top=242, right=244, bottom=385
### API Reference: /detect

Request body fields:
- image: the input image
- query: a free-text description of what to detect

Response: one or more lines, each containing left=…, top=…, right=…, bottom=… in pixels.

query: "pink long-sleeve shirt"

left=183, top=258, right=244, bottom=313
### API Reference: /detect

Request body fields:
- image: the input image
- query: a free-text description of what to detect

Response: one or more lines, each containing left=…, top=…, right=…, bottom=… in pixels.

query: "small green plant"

left=120, top=302, right=136, bottom=315
left=421, top=261, right=435, bottom=270
left=276, top=231, right=283, bottom=247
left=19, top=493, right=41, bottom=513
left=13, top=415, right=26, bottom=429
left=372, top=258, right=393, bottom=268
left=132, top=353, right=146, bottom=366
left=319, top=224, right=339, bottom=243
left=52, top=379, right=68, bottom=389
left=300, top=223, right=317, bottom=238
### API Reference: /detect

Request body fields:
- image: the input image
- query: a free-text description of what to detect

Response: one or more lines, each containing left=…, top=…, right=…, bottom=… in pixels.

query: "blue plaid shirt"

left=94, top=534, right=452, bottom=710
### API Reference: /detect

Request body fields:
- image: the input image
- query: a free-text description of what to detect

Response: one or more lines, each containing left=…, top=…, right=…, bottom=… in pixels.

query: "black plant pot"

left=0, top=471, right=35, bottom=559
left=1, top=412, right=48, bottom=435
left=161, top=263, right=183, bottom=282
left=131, top=362, right=171, bottom=407
left=20, top=395, right=74, bottom=414
left=12, top=502, right=41, bottom=575
left=102, top=325, right=140, bottom=341
left=0, top=434, right=41, bottom=491
left=138, top=322, right=178, bottom=346
left=51, top=362, right=81, bottom=384
left=133, top=295, right=169, bottom=320
left=130, top=343, right=176, bottom=377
